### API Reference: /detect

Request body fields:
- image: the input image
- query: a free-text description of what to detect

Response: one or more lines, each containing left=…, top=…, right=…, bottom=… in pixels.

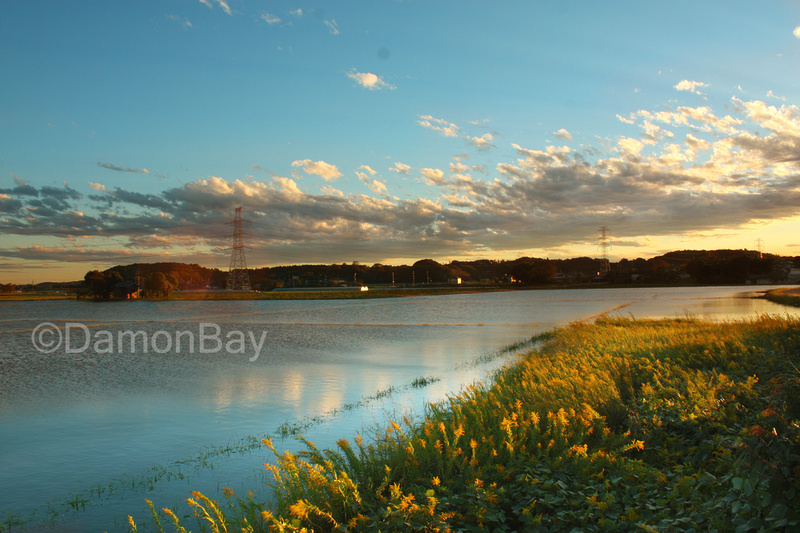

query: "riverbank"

left=131, top=315, right=800, bottom=532
left=0, top=286, right=514, bottom=302
left=5, top=282, right=799, bottom=302
left=763, top=287, right=800, bottom=307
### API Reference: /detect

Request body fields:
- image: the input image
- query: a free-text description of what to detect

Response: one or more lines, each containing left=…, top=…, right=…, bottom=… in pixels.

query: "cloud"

left=420, top=168, right=446, bottom=186
left=167, top=15, right=192, bottom=28
left=346, top=69, right=395, bottom=90
left=88, top=182, right=107, bottom=191
left=325, top=18, right=339, bottom=35
left=98, top=162, right=150, bottom=174
left=466, top=133, right=494, bottom=149
left=5, top=89, right=800, bottom=269
left=389, top=162, right=411, bottom=174
left=198, top=0, right=231, bottom=15
left=355, top=166, right=387, bottom=194
left=684, top=134, right=711, bottom=151
left=418, top=115, right=459, bottom=137
left=289, top=9, right=303, bottom=17
left=260, top=11, right=280, bottom=24
left=794, top=26, right=800, bottom=38
left=291, top=159, right=343, bottom=181
left=674, top=80, right=709, bottom=95
left=767, top=90, right=786, bottom=101
left=553, top=128, right=573, bottom=141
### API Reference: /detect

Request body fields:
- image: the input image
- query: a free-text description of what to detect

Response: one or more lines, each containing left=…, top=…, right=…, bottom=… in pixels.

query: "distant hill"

left=80, top=250, right=796, bottom=290
left=106, top=262, right=227, bottom=289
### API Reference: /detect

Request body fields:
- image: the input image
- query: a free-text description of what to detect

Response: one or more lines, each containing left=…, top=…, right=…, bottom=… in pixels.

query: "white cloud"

left=794, top=26, right=800, bottom=38
left=418, top=115, right=459, bottom=137
left=272, top=176, right=304, bottom=199
left=389, top=162, right=411, bottom=174
left=346, top=70, right=395, bottom=90
left=420, top=168, right=446, bottom=185
left=325, top=19, right=339, bottom=35
left=466, top=133, right=494, bottom=149
left=449, top=162, right=470, bottom=173
left=88, top=182, right=106, bottom=191
left=767, top=90, right=787, bottom=101
left=198, top=0, right=231, bottom=15
left=289, top=9, right=303, bottom=17
left=355, top=167, right=387, bottom=194
left=553, top=128, right=573, bottom=141
left=367, top=180, right=387, bottom=194
left=320, top=186, right=344, bottom=197
left=260, top=12, right=280, bottom=24
left=291, top=159, right=343, bottom=181
left=618, top=137, right=645, bottom=156
left=684, top=134, right=711, bottom=151
left=674, top=80, right=709, bottom=95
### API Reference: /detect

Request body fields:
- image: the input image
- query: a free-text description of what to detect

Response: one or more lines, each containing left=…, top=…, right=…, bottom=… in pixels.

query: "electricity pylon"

left=227, top=207, right=251, bottom=291
left=597, top=226, right=611, bottom=274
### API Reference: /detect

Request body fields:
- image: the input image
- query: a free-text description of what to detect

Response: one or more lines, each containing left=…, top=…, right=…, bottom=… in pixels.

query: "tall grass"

left=130, top=315, right=800, bottom=531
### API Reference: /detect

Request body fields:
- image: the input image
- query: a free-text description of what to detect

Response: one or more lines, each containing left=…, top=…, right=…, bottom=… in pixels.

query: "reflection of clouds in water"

left=282, top=370, right=306, bottom=407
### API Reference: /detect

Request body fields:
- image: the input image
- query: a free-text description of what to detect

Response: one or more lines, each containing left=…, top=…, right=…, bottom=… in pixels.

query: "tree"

left=144, top=272, right=174, bottom=298
left=84, top=270, right=121, bottom=299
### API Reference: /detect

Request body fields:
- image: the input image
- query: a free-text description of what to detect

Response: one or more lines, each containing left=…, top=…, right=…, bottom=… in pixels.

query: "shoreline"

left=3, top=283, right=798, bottom=302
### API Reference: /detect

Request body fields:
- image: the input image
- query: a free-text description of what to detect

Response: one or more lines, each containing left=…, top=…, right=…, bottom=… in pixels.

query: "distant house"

left=113, top=281, right=140, bottom=300
left=448, top=277, right=462, bottom=285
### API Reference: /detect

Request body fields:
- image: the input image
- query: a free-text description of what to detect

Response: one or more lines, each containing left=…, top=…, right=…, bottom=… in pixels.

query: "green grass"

left=130, top=316, right=800, bottom=531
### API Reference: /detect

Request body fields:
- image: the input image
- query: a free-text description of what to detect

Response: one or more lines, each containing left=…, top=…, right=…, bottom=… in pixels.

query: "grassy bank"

left=0, top=292, right=76, bottom=301
left=130, top=316, right=800, bottom=531
left=764, top=287, right=800, bottom=308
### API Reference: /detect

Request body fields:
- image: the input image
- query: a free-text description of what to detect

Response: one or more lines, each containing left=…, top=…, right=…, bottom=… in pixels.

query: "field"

left=127, top=315, right=800, bottom=532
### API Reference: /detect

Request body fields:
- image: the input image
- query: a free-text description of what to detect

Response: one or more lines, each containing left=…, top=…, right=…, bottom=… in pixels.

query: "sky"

left=1, top=1, right=800, bottom=283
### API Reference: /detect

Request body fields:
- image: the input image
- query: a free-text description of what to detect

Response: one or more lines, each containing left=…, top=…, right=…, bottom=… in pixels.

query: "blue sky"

left=1, top=1, right=800, bottom=283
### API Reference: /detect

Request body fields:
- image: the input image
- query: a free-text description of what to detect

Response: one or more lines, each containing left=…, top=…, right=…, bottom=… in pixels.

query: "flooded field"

left=0, top=286, right=795, bottom=531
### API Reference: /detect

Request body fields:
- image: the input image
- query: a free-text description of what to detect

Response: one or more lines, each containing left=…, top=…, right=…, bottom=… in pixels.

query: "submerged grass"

left=129, top=315, right=800, bottom=532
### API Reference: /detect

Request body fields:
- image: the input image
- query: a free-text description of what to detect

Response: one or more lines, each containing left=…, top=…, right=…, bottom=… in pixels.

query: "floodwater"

left=0, top=286, right=796, bottom=531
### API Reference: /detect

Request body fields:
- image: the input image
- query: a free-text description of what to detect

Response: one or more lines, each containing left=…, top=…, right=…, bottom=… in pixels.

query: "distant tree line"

left=77, top=251, right=798, bottom=299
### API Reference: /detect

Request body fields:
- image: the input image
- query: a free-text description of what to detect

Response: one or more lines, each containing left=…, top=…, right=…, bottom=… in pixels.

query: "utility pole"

left=755, top=238, right=764, bottom=259
left=227, top=207, right=251, bottom=291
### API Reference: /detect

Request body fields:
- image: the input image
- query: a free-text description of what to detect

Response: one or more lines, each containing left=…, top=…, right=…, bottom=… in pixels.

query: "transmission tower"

left=597, top=226, right=611, bottom=274
left=227, top=207, right=251, bottom=291
left=755, top=238, right=764, bottom=259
